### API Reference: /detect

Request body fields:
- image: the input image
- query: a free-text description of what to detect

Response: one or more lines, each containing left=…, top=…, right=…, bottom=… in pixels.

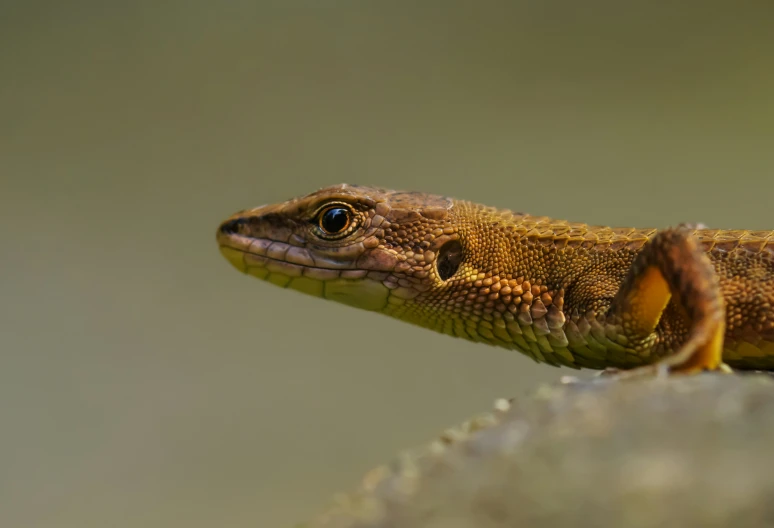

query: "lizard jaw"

left=216, top=218, right=394, bottom=311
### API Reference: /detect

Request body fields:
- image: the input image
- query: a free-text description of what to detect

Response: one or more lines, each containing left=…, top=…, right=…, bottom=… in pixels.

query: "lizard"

left=216, top=184, right=774, bottom=373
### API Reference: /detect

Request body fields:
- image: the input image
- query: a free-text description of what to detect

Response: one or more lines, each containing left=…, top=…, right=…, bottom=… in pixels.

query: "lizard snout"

left=218, top=216, right=251, bottom=237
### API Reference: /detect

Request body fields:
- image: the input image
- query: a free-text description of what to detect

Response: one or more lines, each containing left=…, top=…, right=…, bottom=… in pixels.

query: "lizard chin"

left=219, top=245, right=249, bottom=273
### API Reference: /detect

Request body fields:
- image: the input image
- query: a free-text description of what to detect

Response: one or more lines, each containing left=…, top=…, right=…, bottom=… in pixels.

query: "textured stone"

left=305, top=374, right=774, bottom=528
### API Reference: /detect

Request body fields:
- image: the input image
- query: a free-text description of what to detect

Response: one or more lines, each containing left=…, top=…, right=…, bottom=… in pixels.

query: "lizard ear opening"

left=436, top=240, right=463, bottom=281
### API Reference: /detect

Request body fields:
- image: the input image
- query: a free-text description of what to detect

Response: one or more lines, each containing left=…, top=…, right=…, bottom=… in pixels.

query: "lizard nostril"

left=220, top=217, right=250, bottom=235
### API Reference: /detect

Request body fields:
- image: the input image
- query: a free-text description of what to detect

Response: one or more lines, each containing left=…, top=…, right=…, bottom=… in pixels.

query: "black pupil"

left=321, top=207, right=349, bottom=234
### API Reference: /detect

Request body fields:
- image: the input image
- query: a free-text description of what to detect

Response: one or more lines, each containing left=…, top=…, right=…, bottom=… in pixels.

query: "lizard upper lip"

left=217, top=225, right=363, bottom=274
left=218, top=238, right=373, bottom=283
left=216, top=224, right=251, bottom=254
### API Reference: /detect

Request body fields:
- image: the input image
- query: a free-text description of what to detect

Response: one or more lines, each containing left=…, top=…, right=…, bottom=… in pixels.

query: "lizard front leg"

left=606, top=226, right=730, bottom=376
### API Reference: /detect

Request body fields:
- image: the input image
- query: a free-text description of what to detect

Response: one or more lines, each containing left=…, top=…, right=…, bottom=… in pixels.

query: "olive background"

left=2, top=2, right=772, bottom=527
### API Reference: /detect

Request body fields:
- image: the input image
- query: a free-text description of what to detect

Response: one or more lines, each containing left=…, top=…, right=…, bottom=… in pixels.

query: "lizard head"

left=217, top=184, right=526, bottom=336
left=216, top=184, right=464, bottom=311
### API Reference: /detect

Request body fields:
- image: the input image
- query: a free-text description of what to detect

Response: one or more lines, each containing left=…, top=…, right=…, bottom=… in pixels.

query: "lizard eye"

left=317, top=205, right=352, bottom=236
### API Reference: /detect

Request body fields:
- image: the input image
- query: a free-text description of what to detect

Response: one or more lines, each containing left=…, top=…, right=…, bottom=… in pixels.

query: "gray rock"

left=305, top=374, right=774, bottom=528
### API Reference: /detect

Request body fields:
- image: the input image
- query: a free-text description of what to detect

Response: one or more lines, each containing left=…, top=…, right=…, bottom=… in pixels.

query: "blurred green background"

left=2, top=1, right=772, bottom=527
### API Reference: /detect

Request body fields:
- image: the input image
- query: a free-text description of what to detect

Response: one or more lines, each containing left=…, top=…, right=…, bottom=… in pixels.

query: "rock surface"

left=303, top=374, right=774, bottom=528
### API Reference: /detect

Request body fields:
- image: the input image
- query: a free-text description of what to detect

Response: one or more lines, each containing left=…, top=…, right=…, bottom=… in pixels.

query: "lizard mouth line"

left=218, top=234, right=371, bottom=282
left=220, top=243, right=358, bottom=271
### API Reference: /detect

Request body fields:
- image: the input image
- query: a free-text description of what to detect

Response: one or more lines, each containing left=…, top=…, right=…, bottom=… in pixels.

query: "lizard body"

left=217, top=184, right=774, bottom=372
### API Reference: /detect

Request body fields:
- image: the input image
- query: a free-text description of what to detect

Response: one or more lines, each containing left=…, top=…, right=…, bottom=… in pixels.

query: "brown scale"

left=218, top=184, right=774, bottom=373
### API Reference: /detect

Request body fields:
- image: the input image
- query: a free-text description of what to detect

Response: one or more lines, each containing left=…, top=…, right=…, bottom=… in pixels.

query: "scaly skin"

left=216, top=184, right=774, bottom=371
